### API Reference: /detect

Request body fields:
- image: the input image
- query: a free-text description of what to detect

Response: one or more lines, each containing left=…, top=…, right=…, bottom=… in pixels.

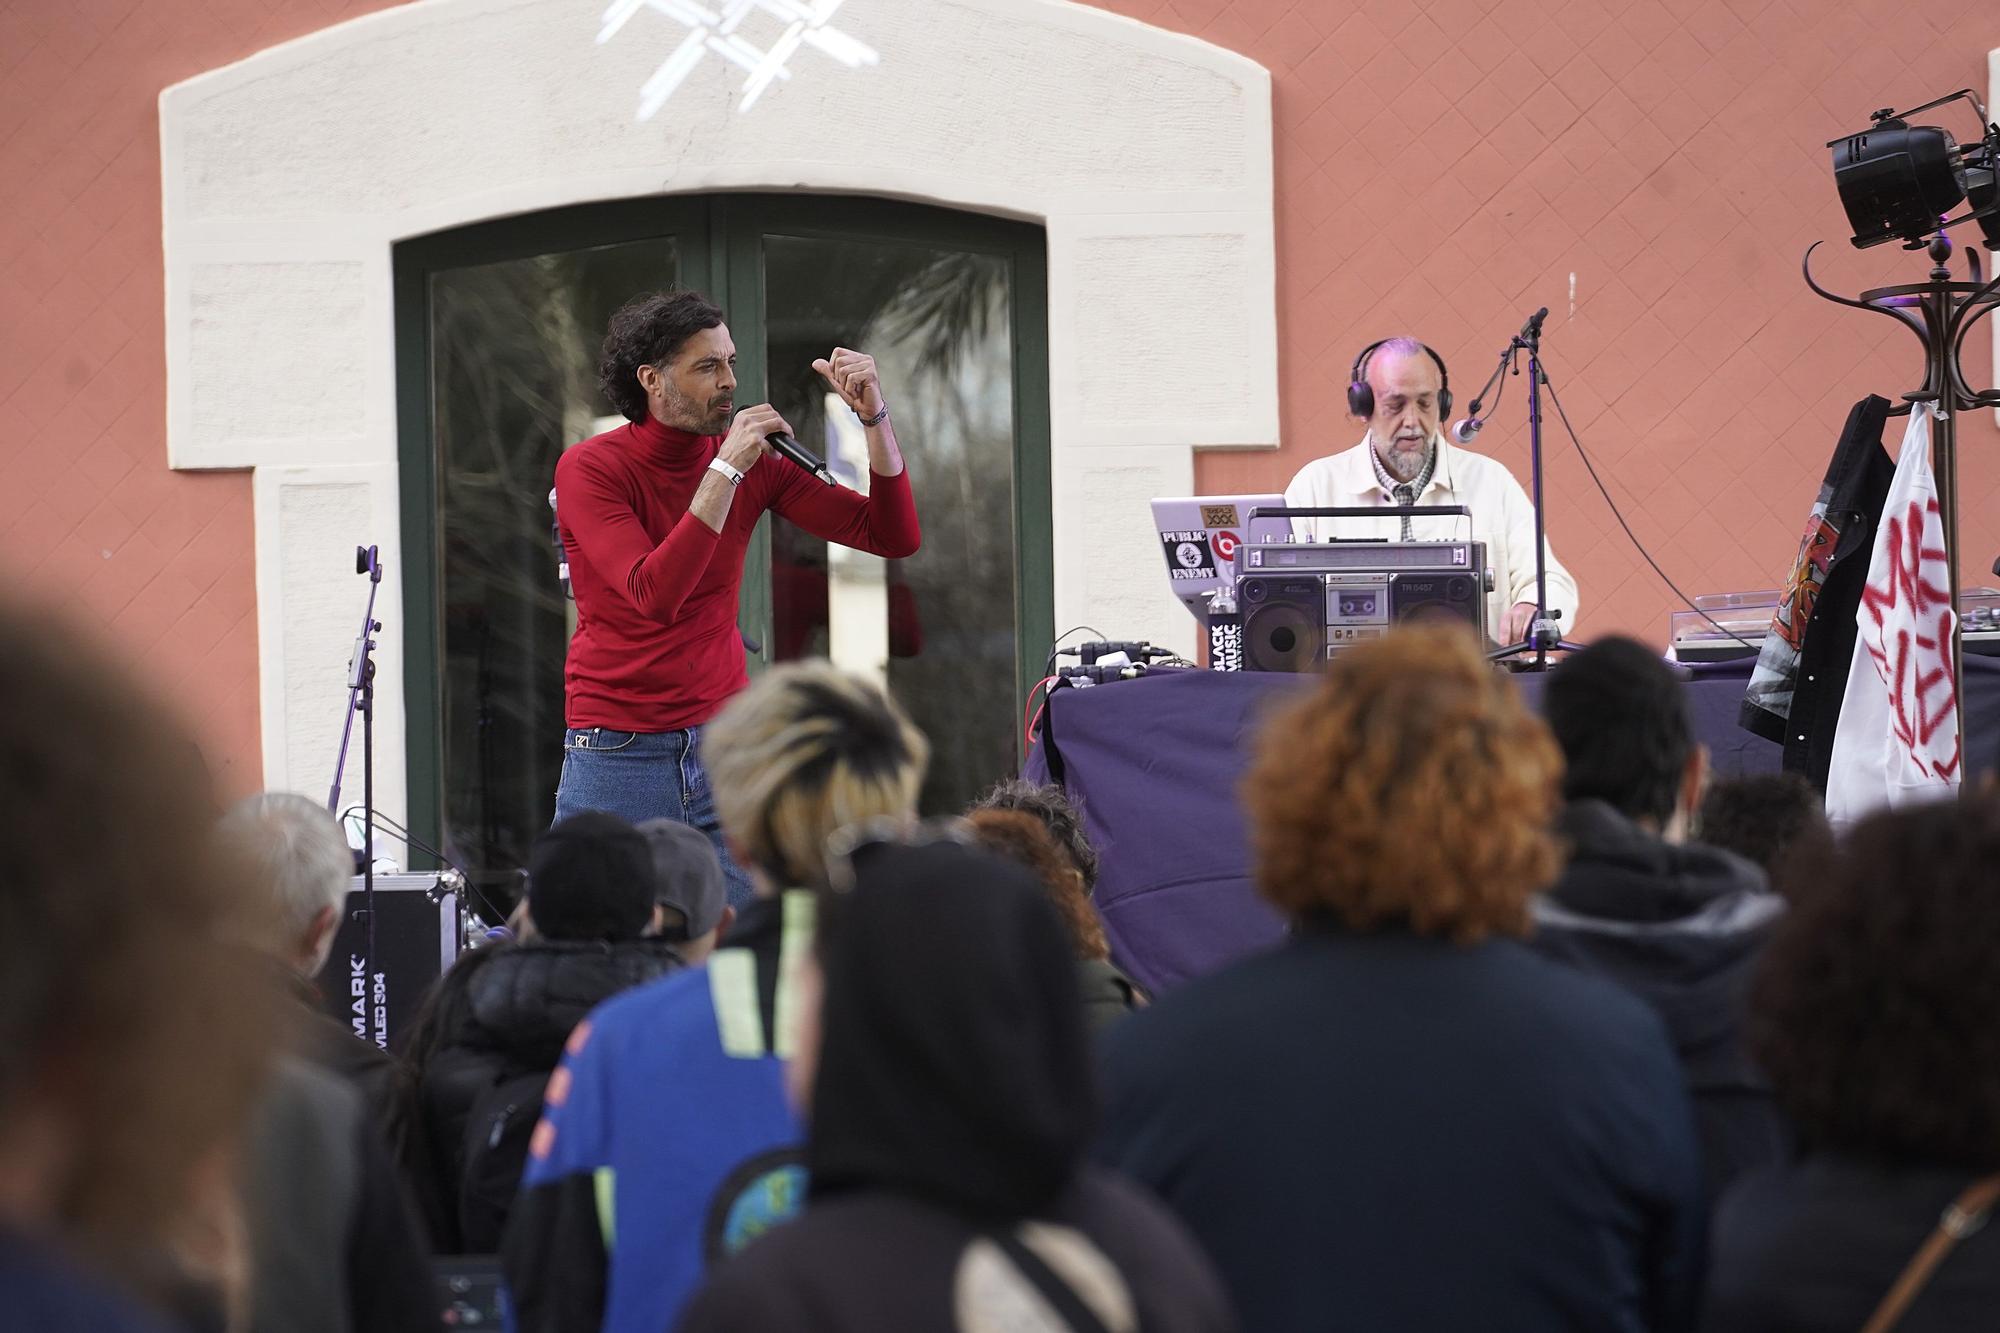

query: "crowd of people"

left=7, top=594, right=1998, bottom=1333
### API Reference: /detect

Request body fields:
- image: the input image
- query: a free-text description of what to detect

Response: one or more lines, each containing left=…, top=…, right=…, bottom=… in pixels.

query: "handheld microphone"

left=767, top=432, right=837, bottom=487
left=1449, top=416, right=1483, bottom=444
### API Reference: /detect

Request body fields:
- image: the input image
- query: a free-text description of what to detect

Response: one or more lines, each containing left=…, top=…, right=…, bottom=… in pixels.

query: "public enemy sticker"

left=1162, top=530, right=1217, bottom=580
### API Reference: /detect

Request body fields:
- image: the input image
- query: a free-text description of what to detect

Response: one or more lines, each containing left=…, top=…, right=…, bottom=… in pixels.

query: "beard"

left=660, top=383, right=732, bottom=435
left=1377, top=432, right=1432, bottom=484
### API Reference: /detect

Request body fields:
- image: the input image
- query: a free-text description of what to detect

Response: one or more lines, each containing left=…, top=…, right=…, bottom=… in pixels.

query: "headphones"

left=1347, top=340, right=1452, bottom=421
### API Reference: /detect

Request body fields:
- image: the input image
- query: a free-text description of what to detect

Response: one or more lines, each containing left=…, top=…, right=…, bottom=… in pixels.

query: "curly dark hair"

left=1696, top=773, right=1832, bottom=897
left=597, top=289, right=726, bottom=423
left=1542, top=636, right=1693, bottom=825
left=964, top=809, right=1110, bottom=962
left=968, top=779, right=1100, bottom=894
left=1750, top=795, right=2000, bottom=1169
left=1245, top=624, right=1562, bottom=942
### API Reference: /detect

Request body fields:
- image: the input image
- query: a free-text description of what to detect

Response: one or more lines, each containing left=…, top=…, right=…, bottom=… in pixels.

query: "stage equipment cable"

left=1024, top=674, right=1060, bottom=749
left=341, top=805, right=510, bottom=925
left=1043, top=624, right=1108, bottom=681
left=1541, top=364, right=1761, bottom=651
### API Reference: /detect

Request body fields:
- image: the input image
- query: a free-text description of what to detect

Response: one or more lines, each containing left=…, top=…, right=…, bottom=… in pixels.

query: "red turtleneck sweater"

left=554, top=416, right=921, bottom=731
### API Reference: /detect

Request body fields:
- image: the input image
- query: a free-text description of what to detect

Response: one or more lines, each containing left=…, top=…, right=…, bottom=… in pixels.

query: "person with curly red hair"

left=1095, top=625, right=1704, bottom=1333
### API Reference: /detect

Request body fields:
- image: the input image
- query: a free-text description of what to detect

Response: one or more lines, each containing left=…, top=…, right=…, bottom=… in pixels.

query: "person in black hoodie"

left=677, top=839, right=1234, bottom=1333
left=396, top=812, right=690, bottom=1253
left=1534, top=636, right=1788, bottom=1200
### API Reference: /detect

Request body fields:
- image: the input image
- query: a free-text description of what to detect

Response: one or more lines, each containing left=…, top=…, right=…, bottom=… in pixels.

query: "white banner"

left=1824, top=409, right=1961, bottom=824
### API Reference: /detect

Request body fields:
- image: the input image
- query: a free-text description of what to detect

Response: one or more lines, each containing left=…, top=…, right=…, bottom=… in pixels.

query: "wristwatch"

left=707, top=456, right=745, bottom=487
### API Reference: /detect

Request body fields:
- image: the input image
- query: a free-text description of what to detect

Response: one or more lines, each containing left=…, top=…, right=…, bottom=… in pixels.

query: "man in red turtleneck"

left=551, top=289, right=921, bottom=904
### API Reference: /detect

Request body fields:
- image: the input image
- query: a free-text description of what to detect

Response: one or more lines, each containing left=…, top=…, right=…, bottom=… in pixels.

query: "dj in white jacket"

left=1283, top=338, right=1579, bottom=644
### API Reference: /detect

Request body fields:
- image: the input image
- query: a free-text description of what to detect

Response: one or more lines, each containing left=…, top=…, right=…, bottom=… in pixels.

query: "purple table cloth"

left=1025, top=660, right=2000, bottom=997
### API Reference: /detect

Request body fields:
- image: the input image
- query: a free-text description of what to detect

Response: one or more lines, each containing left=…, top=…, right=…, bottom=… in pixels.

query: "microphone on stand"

left=767, top=431, right=837, bottom=486
left=1449, top=308, right=1549, bottom=447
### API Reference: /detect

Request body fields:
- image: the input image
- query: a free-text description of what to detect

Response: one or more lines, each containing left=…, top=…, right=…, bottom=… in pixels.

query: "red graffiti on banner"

left=1857, top=497, right=1960, bottom=779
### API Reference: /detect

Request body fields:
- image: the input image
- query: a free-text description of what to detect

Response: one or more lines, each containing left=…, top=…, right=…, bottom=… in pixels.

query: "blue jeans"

left=553, top=725, right=756, bottom=908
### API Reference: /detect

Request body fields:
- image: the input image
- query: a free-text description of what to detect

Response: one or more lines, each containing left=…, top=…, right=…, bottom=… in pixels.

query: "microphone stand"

left=1487, top=308, right=1586, bottom=670
left=327, top=545, right=384, bottom=1038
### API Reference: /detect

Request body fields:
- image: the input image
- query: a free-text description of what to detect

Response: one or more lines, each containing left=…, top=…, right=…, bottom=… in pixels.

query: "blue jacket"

left=501, top=891, right=814, bottom=1333
left=1096, top=922, right=1705, bottom=1333
left=0, top=1230, right=178, bottom=1333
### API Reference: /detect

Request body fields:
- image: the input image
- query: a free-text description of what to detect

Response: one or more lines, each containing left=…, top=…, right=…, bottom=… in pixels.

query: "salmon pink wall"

left=0, top=0, right=405, bottom=793
left=1095, top=0, right=2000, bottom=645
left=2, top=0, right=1995, bottom=792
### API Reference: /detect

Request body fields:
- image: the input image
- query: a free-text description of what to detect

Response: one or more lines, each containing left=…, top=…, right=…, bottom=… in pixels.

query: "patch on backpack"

left=702, top=1147, right=807, bottom=1262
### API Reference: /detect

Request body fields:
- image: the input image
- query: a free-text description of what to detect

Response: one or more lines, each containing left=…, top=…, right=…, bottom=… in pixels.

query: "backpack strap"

left=1861, top=1172, right=2000, bottom=1333
left=989, top=1229, right=1113, bottom=1333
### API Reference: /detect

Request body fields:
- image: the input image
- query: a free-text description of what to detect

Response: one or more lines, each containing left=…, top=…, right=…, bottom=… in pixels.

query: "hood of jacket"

left=807, top=841, right=1095, bottom=1223
left=1532, top=799, right=1784, bottom=1077
left=457, top=937, right=686, bottom=1069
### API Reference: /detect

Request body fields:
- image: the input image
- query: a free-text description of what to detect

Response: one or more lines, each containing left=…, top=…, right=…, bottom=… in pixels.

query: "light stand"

left=1487, top=306, right=1586, bottom=669
left=327, top=545, right=384, bottom=1006
left=1803, top=234, right=2000, bottom=740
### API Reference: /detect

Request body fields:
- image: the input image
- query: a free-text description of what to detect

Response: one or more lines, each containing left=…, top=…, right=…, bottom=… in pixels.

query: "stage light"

left=1828, top=90, right=2000, bottom=250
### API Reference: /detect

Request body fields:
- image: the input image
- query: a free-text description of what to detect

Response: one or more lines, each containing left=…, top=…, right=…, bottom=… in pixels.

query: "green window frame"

left=392, top=194, right=1051, bottom=853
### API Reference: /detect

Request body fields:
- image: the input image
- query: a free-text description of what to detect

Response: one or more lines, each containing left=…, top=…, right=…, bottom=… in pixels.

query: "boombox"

left=1236, top=540, right=1490, bottom=672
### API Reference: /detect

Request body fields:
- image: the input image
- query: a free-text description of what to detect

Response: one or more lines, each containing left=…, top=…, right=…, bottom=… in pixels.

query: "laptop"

left=1150, top=494, right=1288, bottom=620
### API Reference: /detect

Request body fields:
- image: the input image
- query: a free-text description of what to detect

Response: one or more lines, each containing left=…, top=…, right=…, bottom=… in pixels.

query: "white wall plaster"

left=1065, top=446, right=1198, bottom=657
left=189, top=263, right=368, bottom=441
left=163, top=0, right=1275, bottom=798
left=254, top=464, right=408, bottom=831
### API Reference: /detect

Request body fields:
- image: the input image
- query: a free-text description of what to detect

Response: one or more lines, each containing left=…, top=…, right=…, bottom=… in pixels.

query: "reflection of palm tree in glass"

left=434, top=245, right=677, bottom=889
left=765, top=238, right=1016, bottom=815
left=876, top=252, right=1002, bottom=385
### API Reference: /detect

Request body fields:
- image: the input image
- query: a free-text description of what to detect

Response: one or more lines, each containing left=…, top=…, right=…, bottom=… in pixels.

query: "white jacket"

left=1281, top=432, right=1581, bottom=636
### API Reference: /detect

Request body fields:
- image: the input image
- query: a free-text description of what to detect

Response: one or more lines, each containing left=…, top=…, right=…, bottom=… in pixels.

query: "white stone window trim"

left=161, top=0, right=1277, bottom=815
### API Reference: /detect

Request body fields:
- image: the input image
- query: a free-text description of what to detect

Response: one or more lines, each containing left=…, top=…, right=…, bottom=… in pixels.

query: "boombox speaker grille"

left=1240, top=576, right=1327, bottom=673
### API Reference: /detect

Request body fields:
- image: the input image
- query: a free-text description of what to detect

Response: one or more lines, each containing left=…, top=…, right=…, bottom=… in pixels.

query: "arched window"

left=394, top=194, right=1051, bottom=884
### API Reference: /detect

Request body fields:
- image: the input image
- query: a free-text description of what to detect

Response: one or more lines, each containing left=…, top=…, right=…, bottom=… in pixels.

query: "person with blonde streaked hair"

left=504, top=661, right=928, bottom=1333
left=702, top=661, right=929, bottom=892
left=1096, top=625, right=1704, bottom=1333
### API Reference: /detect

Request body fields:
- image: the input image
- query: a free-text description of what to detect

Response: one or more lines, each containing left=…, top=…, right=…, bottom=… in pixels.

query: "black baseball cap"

left=526, top=812, right=657, bottom=941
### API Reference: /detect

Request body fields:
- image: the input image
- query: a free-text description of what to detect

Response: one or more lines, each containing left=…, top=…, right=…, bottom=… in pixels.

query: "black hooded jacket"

left=677, top=842, right=1234, bottom=1333
left=1531, top=799, right=1788, bottom=1198
left=402, top=938, right=686, bottom=1251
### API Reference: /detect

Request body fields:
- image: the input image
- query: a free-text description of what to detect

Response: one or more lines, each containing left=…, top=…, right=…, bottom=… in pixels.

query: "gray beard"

left=1376, top=436, right=1431, bottom=484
